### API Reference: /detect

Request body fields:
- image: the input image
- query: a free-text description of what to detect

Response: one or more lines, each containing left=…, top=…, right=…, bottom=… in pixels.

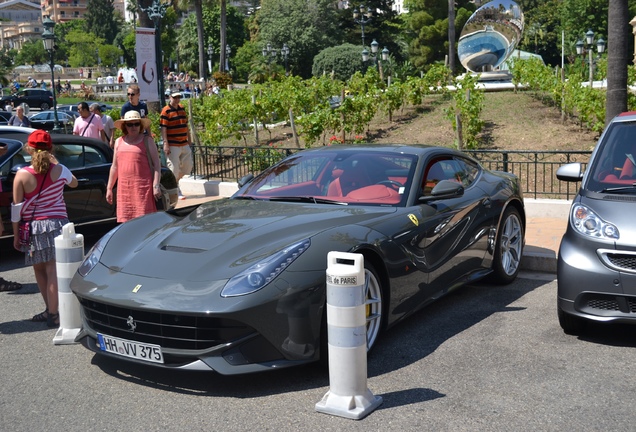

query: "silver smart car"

left=557, top=111, right=636, bottom=334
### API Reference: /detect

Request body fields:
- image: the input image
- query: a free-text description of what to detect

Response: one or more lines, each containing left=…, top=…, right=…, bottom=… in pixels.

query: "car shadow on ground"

left=90, top=277, right=547, bottom=398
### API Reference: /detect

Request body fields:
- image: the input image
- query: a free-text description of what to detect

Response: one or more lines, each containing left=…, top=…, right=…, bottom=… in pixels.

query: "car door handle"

left=77, top=178, right=90, bottom=183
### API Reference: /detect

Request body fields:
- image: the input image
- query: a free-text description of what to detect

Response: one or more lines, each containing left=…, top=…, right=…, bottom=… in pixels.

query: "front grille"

left=78, top=297, right=254, bottom=350
left=586, top=297, right=620, bottom=311
left=606, top=253, right=636, bottom=271
left=579, top=293, right=636, bottom=317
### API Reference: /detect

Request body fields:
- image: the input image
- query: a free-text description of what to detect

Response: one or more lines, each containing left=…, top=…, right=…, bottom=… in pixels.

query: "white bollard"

left=52, top=222, right=84, bottom=345
left=315, top=252, right=382, bottom=420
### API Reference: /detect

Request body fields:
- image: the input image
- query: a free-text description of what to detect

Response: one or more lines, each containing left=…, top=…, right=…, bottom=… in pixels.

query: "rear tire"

left=558, top=306, right=586, bottom=335
left=490, top=206, right=524, bottom=284
left=40, top=102, right=50, bottom=110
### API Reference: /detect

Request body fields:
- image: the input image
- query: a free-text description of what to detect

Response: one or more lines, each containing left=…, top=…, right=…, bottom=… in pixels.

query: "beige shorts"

left=166, top=145, right=193, bottom=180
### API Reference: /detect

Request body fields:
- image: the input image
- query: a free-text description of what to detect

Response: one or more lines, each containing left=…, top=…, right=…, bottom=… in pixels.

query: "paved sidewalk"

left=176, top=182, right=570, bottom=275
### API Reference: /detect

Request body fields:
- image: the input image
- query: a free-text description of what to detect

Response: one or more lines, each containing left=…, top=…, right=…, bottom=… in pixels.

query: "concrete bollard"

left=52, top=222, right=84, bottom=345
left=315, top=251, right=382, bottom=420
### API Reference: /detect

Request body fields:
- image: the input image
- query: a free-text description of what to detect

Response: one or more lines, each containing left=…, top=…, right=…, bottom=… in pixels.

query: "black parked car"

left=0, top=127, right=178, bottom=237
left=29, top=110, right=76, bottom=132
left=0, top=111, right=12, bottom=125
left=0, top=89, right=55, bottom=111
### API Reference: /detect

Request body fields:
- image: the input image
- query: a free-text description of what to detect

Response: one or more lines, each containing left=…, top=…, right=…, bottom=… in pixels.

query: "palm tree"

left=219, top=0, right=226, bottom=73
left=448, top=0, right=456, bottom=75
left=605, top=0, right=628, bottom=124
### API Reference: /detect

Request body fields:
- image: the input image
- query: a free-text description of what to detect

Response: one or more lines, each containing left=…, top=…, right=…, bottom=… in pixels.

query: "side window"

left=423, top=157, right=480, bottom=194
left=84, top=146, right=106, bottom=166
left=55, top=144, right=83, bottom=169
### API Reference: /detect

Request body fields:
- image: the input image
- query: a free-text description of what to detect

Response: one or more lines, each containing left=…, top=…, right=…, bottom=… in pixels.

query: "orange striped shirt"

left=160, top=104, right=189, bottom=146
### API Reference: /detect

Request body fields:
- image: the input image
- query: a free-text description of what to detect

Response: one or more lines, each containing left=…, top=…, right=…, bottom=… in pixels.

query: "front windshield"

left=587, top=121, right=636, bottom=193
left=238, top=150, right=417, bottom=206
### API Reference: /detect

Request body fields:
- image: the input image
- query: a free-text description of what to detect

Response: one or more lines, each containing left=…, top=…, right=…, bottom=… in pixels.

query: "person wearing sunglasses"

left=120, top=84, right=148, bottom=119
left=106, top=111, right=161, bottom=223
left=160, top=91, right=192, bottom=200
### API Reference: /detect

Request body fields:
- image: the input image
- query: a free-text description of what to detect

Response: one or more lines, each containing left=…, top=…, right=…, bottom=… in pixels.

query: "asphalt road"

left=1, top=235, right=636, bottom=431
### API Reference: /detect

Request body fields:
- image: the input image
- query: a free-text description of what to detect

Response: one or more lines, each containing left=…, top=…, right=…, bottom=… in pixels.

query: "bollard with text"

left=52, top=222, right=84, bottom=345
left=315, top=251, right=382, bottom=420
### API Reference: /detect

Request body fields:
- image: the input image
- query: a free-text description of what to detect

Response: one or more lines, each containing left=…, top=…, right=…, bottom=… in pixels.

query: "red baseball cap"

left=27, top=130, right=53, bottom=151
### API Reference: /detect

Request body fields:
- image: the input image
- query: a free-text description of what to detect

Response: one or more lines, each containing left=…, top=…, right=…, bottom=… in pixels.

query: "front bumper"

left=558, top=232, right=636, bottom=324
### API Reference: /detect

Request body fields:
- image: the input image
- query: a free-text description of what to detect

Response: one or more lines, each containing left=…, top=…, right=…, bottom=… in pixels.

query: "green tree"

left=66, top=30, right=104, bottom=68
left=54, top=20, right=87, bottom=65
left=175, top=5, right=247, bottom=75
left=98, top=45, right=124, bottom=68
left=256, top=0, right=343, bottom=78
left=15, top=39, right=48, bottom=66
left=84, top=0, right=120, bottom=44
left=312, top=44, right=366, bottom=81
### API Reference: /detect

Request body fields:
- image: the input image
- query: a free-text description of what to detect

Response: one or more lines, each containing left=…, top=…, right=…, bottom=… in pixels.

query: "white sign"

left=135, top=27, right=158, bottom=103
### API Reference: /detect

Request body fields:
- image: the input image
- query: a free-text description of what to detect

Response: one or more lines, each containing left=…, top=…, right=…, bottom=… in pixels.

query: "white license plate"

left=97, top=333, right=164, bottom=364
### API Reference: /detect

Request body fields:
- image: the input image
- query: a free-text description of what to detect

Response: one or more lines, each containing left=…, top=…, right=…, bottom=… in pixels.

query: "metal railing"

left=191, top=145, right=592, bottom=200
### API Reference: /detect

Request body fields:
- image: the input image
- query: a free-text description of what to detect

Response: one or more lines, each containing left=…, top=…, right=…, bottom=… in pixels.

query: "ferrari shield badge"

left=132, top=284, right=142, bottom=293
left=408, top=214, right=419, bottom=226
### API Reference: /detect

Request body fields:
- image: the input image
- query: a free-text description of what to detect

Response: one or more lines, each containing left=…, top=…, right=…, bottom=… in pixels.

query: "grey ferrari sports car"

left=71, top=145, right=525, bottom=374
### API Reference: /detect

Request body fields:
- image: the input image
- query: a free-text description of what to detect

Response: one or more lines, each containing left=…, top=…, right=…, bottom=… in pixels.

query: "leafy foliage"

left=312, top=44, right=366, bottom=81
left=84, top=0, right=119, bottom=44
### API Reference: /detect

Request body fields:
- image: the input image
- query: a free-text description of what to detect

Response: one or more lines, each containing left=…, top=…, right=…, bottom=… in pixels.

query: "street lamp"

left=576, top=29, right=606, bottom=88
left=281, top=43, right=290, bottom=76
left=353, top=4, right=373, bottom=48
left=225, top=44, right=231, bottom=72
left=262, top=42, right=277, bottom=64
left=362, top=38, right=389, bottom=80
left=207, top=44, right=214, bottom=78
left=140, top=0, right=172, bottom=107
left=41, top=16, right=61, bottom=133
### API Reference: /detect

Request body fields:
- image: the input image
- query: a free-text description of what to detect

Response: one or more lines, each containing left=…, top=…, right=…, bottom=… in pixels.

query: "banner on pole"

left=135, top=27, right=158, bottom=103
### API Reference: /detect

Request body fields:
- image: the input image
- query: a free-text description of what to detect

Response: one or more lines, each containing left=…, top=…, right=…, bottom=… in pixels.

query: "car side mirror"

left=556, top=163, right=583, bottom=182
left=419, top=180, right=464, bottom=203
left=238, top=173, right=254, bottom=188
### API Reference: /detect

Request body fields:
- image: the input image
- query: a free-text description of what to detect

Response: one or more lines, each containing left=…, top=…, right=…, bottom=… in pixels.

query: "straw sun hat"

left=114, top=110, right=151, bottom=132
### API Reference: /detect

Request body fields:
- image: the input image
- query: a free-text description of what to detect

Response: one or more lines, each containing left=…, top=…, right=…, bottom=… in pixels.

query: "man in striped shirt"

left=160, top=91, right=192, bottom=200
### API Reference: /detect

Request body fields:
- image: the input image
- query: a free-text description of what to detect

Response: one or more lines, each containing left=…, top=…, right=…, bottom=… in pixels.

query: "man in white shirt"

left=89, top=103, right=115, bottom=147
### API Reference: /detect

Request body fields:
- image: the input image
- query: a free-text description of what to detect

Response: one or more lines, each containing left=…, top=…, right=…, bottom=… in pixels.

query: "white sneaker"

left=178, top=187, right=186, bottom=200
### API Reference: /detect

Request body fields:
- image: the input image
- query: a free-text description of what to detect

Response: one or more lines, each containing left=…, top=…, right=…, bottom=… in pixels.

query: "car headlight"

left=221, top=239, right=311, bottom=297
left=77, top=225, right=121, bottom=277
left=571, top=204, right=619, bottom=240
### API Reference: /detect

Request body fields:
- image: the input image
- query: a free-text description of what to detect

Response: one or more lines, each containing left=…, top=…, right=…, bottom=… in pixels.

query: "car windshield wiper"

left=599, top=184, right=636, bottom=193
left=268, top=196, right=348, bottom=205
left=232, top=195, right=255, bottom=200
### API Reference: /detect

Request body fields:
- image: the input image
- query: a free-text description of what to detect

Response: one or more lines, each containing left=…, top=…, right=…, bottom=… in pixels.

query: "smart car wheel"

left=490, top=207, right=523, bottom=284
left=558, top=306, right=586, bottom=335
left=40, top=102, right=50, bottom=110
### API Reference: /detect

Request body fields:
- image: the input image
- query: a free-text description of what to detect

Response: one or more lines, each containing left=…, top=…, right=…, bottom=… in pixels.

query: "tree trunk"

left=605, top=0, right=629, bottom=125
left=448, top=0, right=456, bottom=75
left=219, top=0, right=227, bottom=73
left=194, top=0, right=205, bottom=80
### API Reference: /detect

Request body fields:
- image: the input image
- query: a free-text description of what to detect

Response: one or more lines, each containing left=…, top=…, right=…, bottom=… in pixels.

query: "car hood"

left=100, top=199, right=397, bottom=282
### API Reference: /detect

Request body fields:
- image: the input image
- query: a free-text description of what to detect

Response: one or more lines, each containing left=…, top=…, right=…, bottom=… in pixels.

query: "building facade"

left=0, top=0, right=42, bottom=50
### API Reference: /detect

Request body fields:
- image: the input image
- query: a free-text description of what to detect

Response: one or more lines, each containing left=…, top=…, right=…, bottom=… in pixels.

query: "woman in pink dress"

left=106, top=111, right=162, bottom=223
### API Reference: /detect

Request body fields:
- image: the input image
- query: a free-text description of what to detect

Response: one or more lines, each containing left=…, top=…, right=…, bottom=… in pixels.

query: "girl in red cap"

left=11, top=130, right=78, bottom=328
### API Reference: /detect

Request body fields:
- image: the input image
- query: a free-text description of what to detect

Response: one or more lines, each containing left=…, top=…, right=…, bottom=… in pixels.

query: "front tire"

left=40, top=102, right=50, bottom=110
left=490, top=206, right=524, bottom=284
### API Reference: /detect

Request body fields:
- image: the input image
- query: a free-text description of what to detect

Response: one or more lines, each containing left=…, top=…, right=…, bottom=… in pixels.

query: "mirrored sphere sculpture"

left=458, top=0, right=524, bottom=72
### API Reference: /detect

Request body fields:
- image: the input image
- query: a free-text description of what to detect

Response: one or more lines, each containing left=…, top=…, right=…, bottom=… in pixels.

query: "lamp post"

left=262, top=42, right=277, bottom=65
left=576, top=29, right=606, bottom=88
left=281, top=43, right=290, bottom=76
left=207, top=44, right=214, bottom=78
left=353, top=4, right=372, bottom=48
left=140, top=0, right=172, bottom=107
left=41, top=16, right=61, bottom=134
left=225, top=44, right=231, bottom=72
